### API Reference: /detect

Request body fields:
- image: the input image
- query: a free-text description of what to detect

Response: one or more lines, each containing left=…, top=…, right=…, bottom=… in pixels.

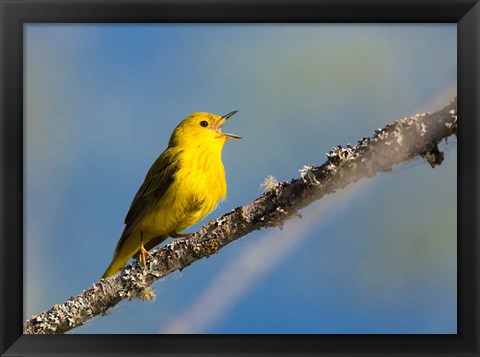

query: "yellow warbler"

left=102, top=111, right=240, bottom=278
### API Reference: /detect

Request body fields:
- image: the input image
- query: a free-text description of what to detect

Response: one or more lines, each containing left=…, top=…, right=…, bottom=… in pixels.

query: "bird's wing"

left=114, top=148, right=182, bottom=254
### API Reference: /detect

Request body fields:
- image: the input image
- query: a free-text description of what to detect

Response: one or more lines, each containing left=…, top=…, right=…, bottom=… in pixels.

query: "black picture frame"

left=1, top=0, right=478, bottom=356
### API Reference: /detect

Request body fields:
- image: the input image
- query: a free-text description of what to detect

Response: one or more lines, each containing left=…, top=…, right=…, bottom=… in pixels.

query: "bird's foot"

left=138, top=240, right=154, bottom=269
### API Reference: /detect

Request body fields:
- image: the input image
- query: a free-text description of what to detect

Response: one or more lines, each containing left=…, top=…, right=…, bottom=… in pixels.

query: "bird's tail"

left=101, top=232, right=169, bottom=279
left=102, top=256, right=129, bottom=279
left=101, top=231, right=140, bottom=278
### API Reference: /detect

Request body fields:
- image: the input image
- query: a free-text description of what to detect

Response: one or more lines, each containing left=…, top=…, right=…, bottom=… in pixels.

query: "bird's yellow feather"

left=102, top=111, right=239, bottom=278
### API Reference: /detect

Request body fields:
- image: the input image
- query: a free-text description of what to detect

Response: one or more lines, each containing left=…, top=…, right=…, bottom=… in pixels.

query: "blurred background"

left=24, top=24, right=457, bottom=334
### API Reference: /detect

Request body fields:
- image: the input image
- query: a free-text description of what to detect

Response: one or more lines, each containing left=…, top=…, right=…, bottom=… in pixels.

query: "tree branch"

left=23, top=98, right=458, bottom=334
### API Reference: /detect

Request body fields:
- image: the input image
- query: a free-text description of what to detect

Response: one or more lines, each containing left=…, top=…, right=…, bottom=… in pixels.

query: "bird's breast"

left=180, top=146, right=227, bottom=203
left=165, top=145, right=226, bottom=225
left=142, top=145, right=227, bottom=237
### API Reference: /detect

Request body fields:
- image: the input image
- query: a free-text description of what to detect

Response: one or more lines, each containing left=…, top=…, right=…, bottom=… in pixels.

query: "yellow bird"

left=102, top=111, right=241, bottom=278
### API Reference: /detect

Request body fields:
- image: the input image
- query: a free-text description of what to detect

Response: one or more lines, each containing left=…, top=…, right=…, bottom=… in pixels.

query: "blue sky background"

left=24, top=24, right=457, bottom=334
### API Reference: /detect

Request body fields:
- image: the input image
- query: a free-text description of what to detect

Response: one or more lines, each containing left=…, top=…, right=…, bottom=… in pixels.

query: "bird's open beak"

left=212, top=110, right=242, bottom=139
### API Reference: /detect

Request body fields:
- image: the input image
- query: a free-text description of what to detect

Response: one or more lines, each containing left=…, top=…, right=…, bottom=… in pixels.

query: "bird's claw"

left=138, top=240, right=153, bottom=269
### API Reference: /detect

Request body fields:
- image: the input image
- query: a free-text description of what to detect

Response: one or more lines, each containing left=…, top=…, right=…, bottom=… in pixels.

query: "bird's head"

left=169, top=111, right=241, bottom=148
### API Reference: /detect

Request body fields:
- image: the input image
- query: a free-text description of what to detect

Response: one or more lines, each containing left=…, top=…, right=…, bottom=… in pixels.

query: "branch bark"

left=23, top=98, right=458, bottom=334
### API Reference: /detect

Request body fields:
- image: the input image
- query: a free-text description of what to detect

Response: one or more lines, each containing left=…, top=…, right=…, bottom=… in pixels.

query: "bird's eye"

left=199, top=120, right=209, bottom=127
